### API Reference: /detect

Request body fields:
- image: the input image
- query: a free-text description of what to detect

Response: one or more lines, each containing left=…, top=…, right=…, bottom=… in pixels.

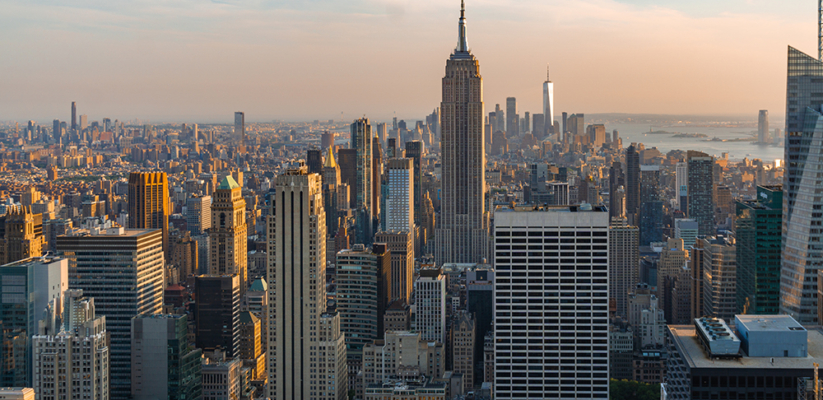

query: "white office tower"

left=386, top=158, right=414, bottom=232
left=675, top=161, right=688, bottom=213
left=267, top=163, right=347, bottom=400
left=543, top=65, right=554, bottom=138
left=412, top=268, right=446, bottom=344
left=32, top=290, right=109, bottom=400
left=494, top=205, right=610, bottom=399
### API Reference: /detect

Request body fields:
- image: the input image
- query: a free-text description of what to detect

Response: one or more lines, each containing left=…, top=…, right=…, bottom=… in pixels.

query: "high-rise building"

left=267, top=164, right=347, bottom=400
left=0, top=205, right=45, bottom=265
left=639, top=165, right=663, bottom=246
left=322, top=131, right=335, bottom=150
left=674, top=218, right=699, bottom=248
left=336, top=244, right=391, bottom=360
left=32, top=290, right=108, bottom=400
left=675, top=161, right=688, bottom=213
left=701, top=236, right=737, bottom=321
left=625, top=144, right=641, bottom=225
left=239, top=310, right=266, bottom=380
left=404, top=141, right=423, bottom=224
left=0, top=256, right=67, bottom=386
left=372, top=136, right=383, bottom=229
left=781, top=46, right=823, bottom=324
left=71, top=101, right=77, bottom=131
left=657, top=238, right=688, bottom=322
left=362, top=331, right=445, bottom=388
left=412, top=268, right=446, bottom=344
left=209, top=176, right=248, bottom=292
left=758, top=110, right=770, bottom=144
left=79, top=115, right=88, bottom=130
left=543, top=65, right=554, bottom=137
left=195, top=274, right=240, bottom=357
left=52, top=119, right=60, bottom=143
left=466, top=266, right=493, bottom=383
left=351, top=118, right=374, bottom=245
left=234, top=111, right=245, bottom=146
left=374, top=231, right=414, bottom=304
left=610, top=218, right=639, bottom=319
left=494, top=205, right=610, bottom=399
left=385, top=158, right=414, bottom=231
left=131, top=314, right=202, bottom=400
left=307, top=148, right=323, bottom=175
left=609, top=161, right=625, bottom=219
left=323, top=147, right=342, bottom=235
left=687, top=151, right=715, bottom=237
left=506, top=97, right=518, bottom=137
left=186, top=195, right=212, bottom=236
left=436, top=2, right=489, bottom=265
left=735, top=185, right=782, bottom=315
left=452, top=310, right=475, bottom=392
left=57, top=228, right=164, bottom=400
left=128, top=172, right=170, bottom=255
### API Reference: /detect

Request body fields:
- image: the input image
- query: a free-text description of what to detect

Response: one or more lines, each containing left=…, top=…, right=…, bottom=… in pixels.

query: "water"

left=606, top=123, right=784, bottom=162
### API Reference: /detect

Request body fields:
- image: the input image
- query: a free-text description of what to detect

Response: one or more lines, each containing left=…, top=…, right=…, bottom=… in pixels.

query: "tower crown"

left=453, top=0, right=471, bottom=59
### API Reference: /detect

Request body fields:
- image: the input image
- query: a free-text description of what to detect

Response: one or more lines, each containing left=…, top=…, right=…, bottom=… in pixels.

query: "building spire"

left=547, top=64, right=550, bottom=81
left=455, top=0, right=469, bottom=54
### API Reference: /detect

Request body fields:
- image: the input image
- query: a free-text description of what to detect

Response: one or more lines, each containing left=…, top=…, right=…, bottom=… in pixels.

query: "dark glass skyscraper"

left=780, top=46, right=823, bottom=323
left=639, top=165, right=663, bottom=246
left=625, top=144, right=641, bottom=224
left=351, top=118, right=373, bottom=245
left=736, top=185, right=782, bottom=315
left=687, top=150, right=715, bottom=237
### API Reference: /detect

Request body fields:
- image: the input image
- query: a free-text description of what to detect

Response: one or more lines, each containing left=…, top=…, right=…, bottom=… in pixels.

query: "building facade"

left=131, top=314, right=202, bottom=400
left=209, top=176, right=248, bottom=292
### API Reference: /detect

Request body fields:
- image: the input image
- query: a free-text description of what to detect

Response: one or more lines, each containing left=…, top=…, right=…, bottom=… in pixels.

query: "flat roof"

left=736, top=315, right=806, bottom=333
left=669, top=325, right=823, bottom=370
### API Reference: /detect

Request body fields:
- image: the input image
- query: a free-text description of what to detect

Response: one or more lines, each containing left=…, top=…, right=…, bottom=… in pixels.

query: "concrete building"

left=701, top=236, right=737, bottom=321
left=57, top=228, right=164, bottom=400
left=361, top=331, right=445, bottom=388
left=413, top=268, right=446, bottom=344
left=0, top=388, right=34, bottom=400
left=674, top=218, right=698, bottom=248
left=0, top=206, right=45, bottom=265
left=666, top=315, right=823, bottom=400
left=493, top=205, right=609, bottom=399
left=209, top=176, right=248, bottom=293
left=202, top=358, right=242, bottom=400
left=33, top=290, right=108, bottom=400
left=195, top=275, right=240, bottom=358
left=128, top=172, right=170, bottom=255
left=131, top=314, right=202, bottom=400
left=186, top=195, right=212, bottom=235
left=452, top=311, right=475, bottom=391
left=364, top=377, right=447, bottom=400
left=374, top=231, right=414, bottom=304
left=435, top=1, right=489, bottom=265
left=267, top=164, right=346, bottom=400
left=239, top=311, right=265, bottom=381
left=609, top=217, right=639, bottom=319
left=383, top=300, right=410, bottom=332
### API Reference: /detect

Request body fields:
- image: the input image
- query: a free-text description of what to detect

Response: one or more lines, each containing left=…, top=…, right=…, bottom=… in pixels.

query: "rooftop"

left=217, top=175, right=240, bottom=190
left=495, top=204, right=608, bottom=213
left=736, top=315, right=806, bottom=333
left=669, top=325, right=823, bottom=370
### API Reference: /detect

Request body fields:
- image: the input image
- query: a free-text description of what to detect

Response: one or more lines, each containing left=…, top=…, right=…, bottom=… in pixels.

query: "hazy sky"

left=0, top=0, right=816, bottom=123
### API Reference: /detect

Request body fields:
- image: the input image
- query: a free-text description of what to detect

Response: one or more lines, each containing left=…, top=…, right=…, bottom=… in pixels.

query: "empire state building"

left=436, top=1, right=489, bottom=264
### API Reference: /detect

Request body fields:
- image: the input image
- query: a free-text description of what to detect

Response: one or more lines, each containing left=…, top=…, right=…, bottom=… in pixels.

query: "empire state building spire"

left=455, top=0, right=469, bottom=55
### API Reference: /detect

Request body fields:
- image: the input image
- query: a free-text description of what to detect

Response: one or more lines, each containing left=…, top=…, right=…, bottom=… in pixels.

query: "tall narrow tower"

left=128, top=172, right=170, bottom=255
left=436, top=0, right=489, bottom=265
left=543, top=65, right=554, bottom=138
left=234, top=112, right=245, bottom=146
left=209, top=176, right=248, bottom=293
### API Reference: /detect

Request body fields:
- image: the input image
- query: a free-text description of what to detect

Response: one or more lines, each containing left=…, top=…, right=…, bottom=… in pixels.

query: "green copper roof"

left=240, top=310, right=259, bottom=324
left=217, top=175, right=240, bottom=190
left=250, top=278, right=267, bottom=292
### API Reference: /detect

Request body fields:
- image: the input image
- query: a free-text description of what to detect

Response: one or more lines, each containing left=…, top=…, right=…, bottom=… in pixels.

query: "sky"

left=0, top=0, right=817, bottom=123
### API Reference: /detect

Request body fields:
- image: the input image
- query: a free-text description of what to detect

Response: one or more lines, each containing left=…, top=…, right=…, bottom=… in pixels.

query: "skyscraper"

left=639, top=165, right=663, bottom=246
left=0, top=205, right=45, bottom=265
left=186, top=195, right=212, bottom=236
left=735, top=185, right=782, bottom=315
left=267, top=164, right=346, bottom=400
left=675, top=161, right=688, bottom=213
left=71, top=101, right=76, bottom=131
left=128, top=172, right=170, bottom=255
left=758, top=110, right=769, bottom=144
left=506, top=97, right=518, bottom=137
left=306, top=148, right=323, bottom=175
left=351, top=118, right=373, bottom=245
left=701, top=236, right=737, bottom=321
left=195, top=274, right=240, bottom=357
left=131, top=314, right=202, bottom=400
left=234, top=111, right=245, bottom=146
left=494, top=205, right=610, bottom=399
left=543, top=65, right=554, bottom=137
left=57, top=228, right=164, bottom=400
left=374, top=231, right=414, bottom=304
left=608, top=161, right=624, bottom=220
left=625, top=144, right=641, bottom=225
left=412, top=268, right=446, bottom=344
left=781, top=46, right=823, bottom=323
left=209, top=176, right=248, bottom=292
left=687, top=151, right=715, bottom=237
left=404, top=141, right=423, bottom=224
left=436, top=1, right=489, bottom=265
left=386, top=158, right=414, bottom=231
left=610, top=218, right=639, bottom=319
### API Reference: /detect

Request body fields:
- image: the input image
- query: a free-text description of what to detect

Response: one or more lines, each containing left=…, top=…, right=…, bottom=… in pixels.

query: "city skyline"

left=0, top=0, right=815, bottom=122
